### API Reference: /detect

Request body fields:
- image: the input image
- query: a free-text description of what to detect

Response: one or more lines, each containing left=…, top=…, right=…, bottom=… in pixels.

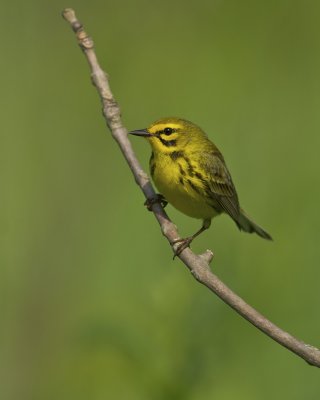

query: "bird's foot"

left=144, top=194, right=168, bottom=211
left=172, top=237, right=193, bottom=258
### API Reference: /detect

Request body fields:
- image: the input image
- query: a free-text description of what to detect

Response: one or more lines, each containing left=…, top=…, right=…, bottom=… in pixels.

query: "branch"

left=62, top=8, right=320, bottom=368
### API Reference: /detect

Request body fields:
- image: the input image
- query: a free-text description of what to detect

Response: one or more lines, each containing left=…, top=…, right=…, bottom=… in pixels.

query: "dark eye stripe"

left=158, top=137, right=177, bottom=147
left=156, top=128, right=177, bottom=136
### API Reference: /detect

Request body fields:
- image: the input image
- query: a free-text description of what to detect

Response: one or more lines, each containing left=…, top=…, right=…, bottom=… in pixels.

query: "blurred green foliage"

left=2, top=0, right=320, bottom=399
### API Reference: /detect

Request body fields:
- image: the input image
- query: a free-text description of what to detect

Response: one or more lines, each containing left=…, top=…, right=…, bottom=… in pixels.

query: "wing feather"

left=199, top=151, right=241, bottom=222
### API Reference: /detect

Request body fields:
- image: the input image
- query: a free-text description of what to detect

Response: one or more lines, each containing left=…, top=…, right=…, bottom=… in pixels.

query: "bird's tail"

left=236, top=209, right=272, bottom=240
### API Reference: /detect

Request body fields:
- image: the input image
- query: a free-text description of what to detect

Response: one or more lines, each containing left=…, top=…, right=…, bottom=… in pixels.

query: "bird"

left=129, top=117, right=272, bottom=254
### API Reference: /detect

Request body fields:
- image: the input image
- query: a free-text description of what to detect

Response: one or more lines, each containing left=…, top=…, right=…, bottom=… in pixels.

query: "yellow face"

left=147, top=120, right=183, bottom=153
left=130, top=117, right=208, bottom=154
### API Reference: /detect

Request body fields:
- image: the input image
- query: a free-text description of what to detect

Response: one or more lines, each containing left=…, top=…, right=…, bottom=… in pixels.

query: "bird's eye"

left=164, top=127, right=174, bottom=135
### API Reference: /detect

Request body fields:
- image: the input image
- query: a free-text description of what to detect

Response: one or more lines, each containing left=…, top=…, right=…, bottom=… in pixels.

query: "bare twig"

left=62, top=8, right=320, bottom=368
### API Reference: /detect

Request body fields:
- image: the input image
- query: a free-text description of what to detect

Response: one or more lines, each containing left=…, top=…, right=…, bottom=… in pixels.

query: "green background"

left=2, top=0, right=320, bottom=399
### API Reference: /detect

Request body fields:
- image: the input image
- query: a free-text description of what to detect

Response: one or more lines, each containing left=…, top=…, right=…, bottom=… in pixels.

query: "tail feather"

left=236, top=209, right=272, bottom=240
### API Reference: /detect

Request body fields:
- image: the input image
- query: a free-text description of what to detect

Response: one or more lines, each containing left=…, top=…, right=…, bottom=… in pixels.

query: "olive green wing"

left=199, top=151, right=241, bottom=222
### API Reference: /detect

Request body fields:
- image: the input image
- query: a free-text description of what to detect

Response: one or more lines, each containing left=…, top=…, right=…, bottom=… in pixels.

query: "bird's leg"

left=172, top=219, right=211, bottom=257
left=144, top=194, right=168, bottom=211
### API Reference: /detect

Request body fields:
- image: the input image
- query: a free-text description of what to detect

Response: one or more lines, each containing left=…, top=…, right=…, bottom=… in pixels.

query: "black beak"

left=129, top=129, right=151, bottom=137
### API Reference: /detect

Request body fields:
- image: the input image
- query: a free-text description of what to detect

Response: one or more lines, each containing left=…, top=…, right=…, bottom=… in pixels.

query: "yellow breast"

left=151, top=152, right=219, bottom=220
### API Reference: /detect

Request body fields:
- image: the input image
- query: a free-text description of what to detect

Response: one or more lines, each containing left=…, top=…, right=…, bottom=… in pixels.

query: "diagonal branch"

left=62, top=8, right=320, bottom=368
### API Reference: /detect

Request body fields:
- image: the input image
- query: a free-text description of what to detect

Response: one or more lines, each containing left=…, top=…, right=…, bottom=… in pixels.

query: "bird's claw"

left=172, top=237, right=193, bottom=259
left=144, top=194, right=168, bottom=211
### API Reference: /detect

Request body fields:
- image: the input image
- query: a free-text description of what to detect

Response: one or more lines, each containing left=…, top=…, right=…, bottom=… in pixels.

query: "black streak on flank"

left=187, top=179, right=200, bottom=193
left=178, top=163, right=186, bottom=176
left=150, top=152, right=156, bottom=176
left=179, top=177, right=185, bottom=186
left=170, top=150, right=184, bottom=160
left=159, top=137, right=177, bottom=147
left=150, top=162, right=156, bottom=177
left=185, top=157, right=195, bottom=177
left=195, top=171, right=208, bottom=187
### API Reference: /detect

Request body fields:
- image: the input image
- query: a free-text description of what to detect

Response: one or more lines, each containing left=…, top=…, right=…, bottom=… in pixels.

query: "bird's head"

left=129, top=117, right=208, bottom=154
